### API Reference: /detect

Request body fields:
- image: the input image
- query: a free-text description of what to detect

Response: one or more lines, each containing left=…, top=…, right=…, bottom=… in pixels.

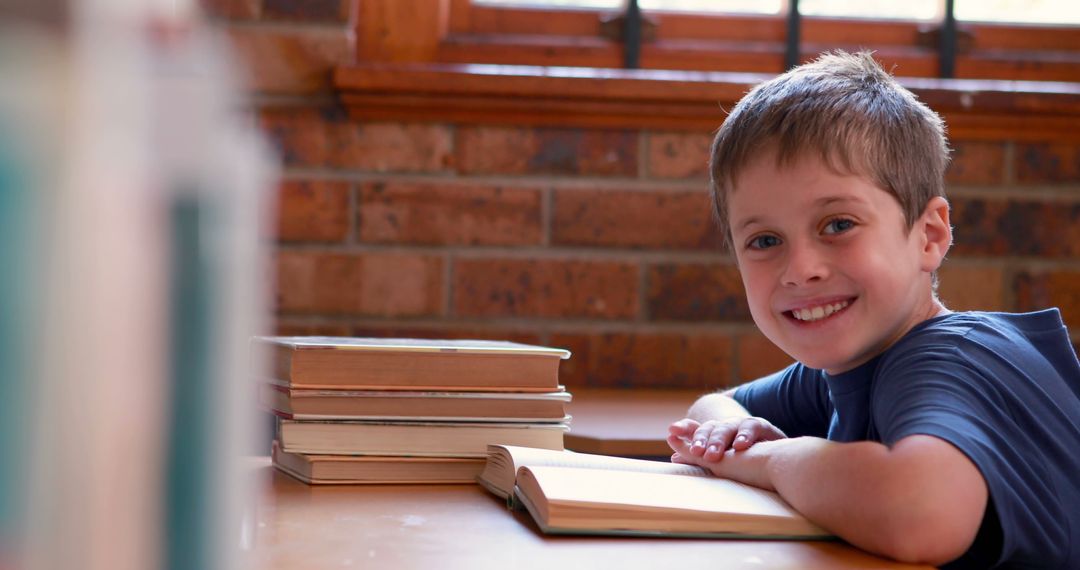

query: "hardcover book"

left=479, top=445, right=831, bottom=540
left=276, top=420, right=568, bottom=457
left=253, top=337, right=570, bottom=392
left=271, top=441, right=486, bottom=484
left=261, top=384, right=571, bottom=422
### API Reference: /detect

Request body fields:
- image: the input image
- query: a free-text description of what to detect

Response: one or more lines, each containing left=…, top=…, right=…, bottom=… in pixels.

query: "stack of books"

left=256, top=337, right=572, bottom=484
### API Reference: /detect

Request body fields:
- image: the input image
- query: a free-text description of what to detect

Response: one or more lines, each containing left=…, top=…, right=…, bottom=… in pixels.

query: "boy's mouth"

left=784, top=299, right=853, bottom=323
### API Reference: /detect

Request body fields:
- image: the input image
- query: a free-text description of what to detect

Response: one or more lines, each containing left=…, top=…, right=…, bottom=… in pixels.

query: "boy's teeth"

left=793, top=301, right=849, bottom=322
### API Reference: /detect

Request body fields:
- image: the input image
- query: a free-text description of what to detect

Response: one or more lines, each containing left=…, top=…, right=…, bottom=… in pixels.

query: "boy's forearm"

left=685, top=390, right=749, bottom=423
left=747, top=436, right=983, bottom=565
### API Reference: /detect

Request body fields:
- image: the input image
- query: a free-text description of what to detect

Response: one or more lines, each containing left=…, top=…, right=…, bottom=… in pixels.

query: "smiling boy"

left=667, top=52, right=1080, bottom=568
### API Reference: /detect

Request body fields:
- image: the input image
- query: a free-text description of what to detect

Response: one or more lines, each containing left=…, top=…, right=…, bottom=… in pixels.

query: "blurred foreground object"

left=0, top=1, right=277, bottom=569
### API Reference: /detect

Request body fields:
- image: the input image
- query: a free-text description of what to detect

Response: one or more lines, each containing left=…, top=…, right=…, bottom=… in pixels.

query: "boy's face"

left=728, top=149, right=946, bottom=374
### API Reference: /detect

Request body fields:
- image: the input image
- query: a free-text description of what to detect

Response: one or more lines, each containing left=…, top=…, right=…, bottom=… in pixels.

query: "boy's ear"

left=917, top=196, right=952, bottom=272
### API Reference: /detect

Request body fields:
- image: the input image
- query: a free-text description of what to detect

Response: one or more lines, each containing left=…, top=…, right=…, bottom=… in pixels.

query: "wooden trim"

left=423, top=2, right=1080, bottom=82
left=448, top=2, right=1080, bottom=52
left=356, top=0, right=451, bottom=63
left=334, top=63, right=1080, bottom=141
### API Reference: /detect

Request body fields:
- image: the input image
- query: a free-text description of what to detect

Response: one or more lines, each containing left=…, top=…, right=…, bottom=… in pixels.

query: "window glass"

left=955, top=0, right=1080, bottom=24
left=799, top=0, right=940, bottom=20
left=639, top=0, right=780, bottom=14
left=476, top=0, right=1080, bottom=25
left=475, top=0, right=621, bottom=8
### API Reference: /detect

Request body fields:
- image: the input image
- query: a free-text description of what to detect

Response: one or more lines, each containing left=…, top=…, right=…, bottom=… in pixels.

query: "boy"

left=667, top=51, right=1080, bottom=569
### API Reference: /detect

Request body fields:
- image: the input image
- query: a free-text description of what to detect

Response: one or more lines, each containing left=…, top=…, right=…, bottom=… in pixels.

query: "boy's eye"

left=747, top=234, right=782, bottom=250
left=823, top=218, right=856, bottom=235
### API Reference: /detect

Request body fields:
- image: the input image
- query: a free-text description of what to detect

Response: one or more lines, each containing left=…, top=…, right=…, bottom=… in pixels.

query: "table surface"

left=564, top=388, right=704, bottom=456
left=251, top=463, right=932, bottom=570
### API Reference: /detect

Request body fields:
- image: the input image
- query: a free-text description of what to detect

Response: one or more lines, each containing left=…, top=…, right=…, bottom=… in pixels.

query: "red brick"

left=551, top=331, right=732, bottom=390
left=453, top=258, right=639, bottom=319
left=950, top=197, right=1080, bottom=258
left=646, top=132, right=712, bottom=180
left=937, top=265, right=1006, bottom=312
left=735, top=330, right=794, bottom=383
left=552, top=188, right=721, bottom=249
left=457, top=127, right=637, bottom=176
left=277, top=180, right=350, bottom=242
left=1015, top=143, right=1080, bottom=184
left=260, top=107, right=453, bottom=171
left=276, top=250, right=444, bottom=316
left=199, top=0, right=259, bottom=19
left=647, top=263, right=750, bottom=321
left=262, top=0, right=349, bottom=22
left=946, top=141, right=1006, bottom=186
left=359, top=182, right=542, bottom=246
left=1014, top=270, right=1080, bottom=331
left=227, top=26, right=351, bottom=95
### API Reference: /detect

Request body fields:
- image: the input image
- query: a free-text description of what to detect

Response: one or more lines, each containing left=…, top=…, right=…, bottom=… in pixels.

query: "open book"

left=478, top=445, right=831, bottom=540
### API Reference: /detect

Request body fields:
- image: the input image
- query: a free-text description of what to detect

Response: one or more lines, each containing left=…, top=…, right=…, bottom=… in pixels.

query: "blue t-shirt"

left=733, top=309, right=1080, bottom=569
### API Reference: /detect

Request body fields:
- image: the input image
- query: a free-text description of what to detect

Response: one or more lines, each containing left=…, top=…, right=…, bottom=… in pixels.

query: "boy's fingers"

left=667, top=433, right=695, bottom=456
left=704, top=423, right=738, bottom=456
left=668, top=418, right=698, bottom=435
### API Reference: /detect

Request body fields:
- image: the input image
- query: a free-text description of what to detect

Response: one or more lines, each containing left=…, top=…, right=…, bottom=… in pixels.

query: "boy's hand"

left=667, top=417, right=787, bottom=462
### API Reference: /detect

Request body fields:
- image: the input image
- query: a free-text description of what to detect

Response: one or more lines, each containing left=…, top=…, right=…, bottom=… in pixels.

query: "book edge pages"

left=283, top=414, right=571, bottom=423
left=271, top=387, right=573, bottom=401
left=270, top=460, right=478, bottom=485
left=253, top=336, right=572, bottom=359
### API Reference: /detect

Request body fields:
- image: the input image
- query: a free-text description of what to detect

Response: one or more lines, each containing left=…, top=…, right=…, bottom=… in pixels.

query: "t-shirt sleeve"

left=872, top=343, right=1069, bottom=567
left=732, top=364, right=832, bottom=438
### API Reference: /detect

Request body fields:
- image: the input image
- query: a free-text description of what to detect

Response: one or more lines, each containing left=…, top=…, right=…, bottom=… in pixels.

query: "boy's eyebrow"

left=814, top=195, right=869, bottom=208
left=734, top=194, right=870, bottom=232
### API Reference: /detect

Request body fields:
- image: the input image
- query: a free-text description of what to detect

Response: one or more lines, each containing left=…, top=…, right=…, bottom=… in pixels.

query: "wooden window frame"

left=339, top=0, right=1080, bottom=140
left=356, top=0, right=1080, bottom=82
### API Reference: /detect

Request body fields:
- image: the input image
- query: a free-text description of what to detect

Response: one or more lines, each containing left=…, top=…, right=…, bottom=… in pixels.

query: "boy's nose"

left=781, top=242, right=828, bottom=287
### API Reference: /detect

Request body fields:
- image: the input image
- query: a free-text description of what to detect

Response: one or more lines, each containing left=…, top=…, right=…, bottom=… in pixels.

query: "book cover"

left=277, top=420, right=568, bottom=457
left=271, top=441, right=486, bottom=484
left=260, top=384, right=572, bottom=422
left=254, top=336, right=571, bottom=392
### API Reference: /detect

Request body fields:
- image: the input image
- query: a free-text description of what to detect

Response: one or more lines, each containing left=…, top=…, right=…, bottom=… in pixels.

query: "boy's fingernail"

left=707, top=445, right=718, bottom=454
left=735, top=435, right=747, bottom=442
left=693, top=439, right=705, bottom=448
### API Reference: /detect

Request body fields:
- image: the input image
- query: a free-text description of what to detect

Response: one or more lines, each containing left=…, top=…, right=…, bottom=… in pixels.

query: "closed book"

left=254, top=337, right=570, bottom=392
left=271, top=441, right=485, bottom=484
left=276, top=419, right=567, bottom=457
left=479, top=445, right=831, bottom=540
left=261, top=384, right=571, bottom=422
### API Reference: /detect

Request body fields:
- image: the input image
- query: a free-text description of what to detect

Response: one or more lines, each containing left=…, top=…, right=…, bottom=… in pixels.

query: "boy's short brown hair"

left=710, top=51, right=950, bottom=247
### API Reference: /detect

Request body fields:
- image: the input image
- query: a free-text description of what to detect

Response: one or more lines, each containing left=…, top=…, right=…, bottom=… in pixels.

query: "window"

left=395, top=0, right=1080, bottom=81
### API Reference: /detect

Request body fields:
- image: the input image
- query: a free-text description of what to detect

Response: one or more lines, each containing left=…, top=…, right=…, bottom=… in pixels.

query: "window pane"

left=955, top=0, right=1080, bottom=24
left=474, top=0, right=622, bottom=8
left=800, top=0, right=940, bottom=20
left=639, top=0, right=781, bottom=14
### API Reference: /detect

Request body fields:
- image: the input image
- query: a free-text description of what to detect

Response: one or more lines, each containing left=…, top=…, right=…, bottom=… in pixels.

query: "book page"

left=524, top=465, right=796, bottom=517
left=478, top=444, right=710, bottom=499
left=518, top=465, right=831, bottom=538
left=497, top=445, right=707, bottom=477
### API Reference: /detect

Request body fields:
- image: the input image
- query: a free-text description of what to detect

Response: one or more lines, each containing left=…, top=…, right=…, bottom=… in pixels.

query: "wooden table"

left=252, top=463, right=931, bottom=570
left=564, top=388, right=704, bottom=457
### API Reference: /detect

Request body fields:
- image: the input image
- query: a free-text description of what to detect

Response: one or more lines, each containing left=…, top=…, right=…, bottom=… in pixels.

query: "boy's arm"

left=685, top=389, right=747, bottom=422
left=680, top=434, right=988, bottom=566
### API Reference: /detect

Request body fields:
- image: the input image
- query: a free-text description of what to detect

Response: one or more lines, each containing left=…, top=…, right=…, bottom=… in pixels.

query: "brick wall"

left=209, top=2, right=1080, bottom=391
